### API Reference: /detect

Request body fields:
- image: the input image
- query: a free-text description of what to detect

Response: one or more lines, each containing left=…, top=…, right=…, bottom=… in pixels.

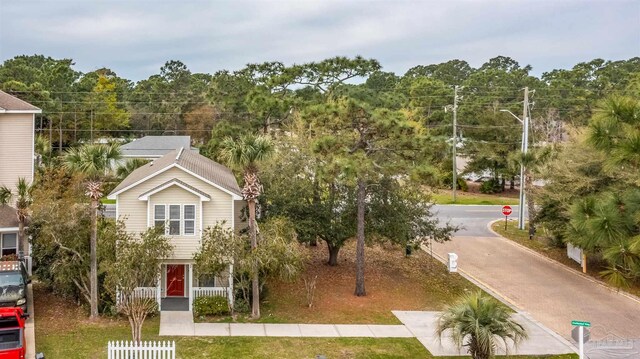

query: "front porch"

left=128, top=262, right=234, bottom=312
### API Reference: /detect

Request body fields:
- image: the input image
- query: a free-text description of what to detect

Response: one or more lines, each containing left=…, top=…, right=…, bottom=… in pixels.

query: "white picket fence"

left=107, top=340, right=175, bottom=359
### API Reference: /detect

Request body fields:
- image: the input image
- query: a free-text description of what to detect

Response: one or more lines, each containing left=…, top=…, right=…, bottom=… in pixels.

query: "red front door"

left=166, top=265, right=185, bottom=296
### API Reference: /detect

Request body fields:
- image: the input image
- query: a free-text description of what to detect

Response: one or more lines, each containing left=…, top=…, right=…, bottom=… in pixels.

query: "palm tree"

left=220, top=134, right=274, bottom=319
left=0, top=178, right=34, bottom=258
left=116, top=158, right=149, bottom=180
left=437, top=291, right=528, bottom=359
left=63, top=143, right=121, bottom=319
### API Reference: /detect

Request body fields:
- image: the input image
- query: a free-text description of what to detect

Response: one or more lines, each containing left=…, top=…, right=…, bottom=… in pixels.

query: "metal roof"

left=120, top=136, right=196, bottom=157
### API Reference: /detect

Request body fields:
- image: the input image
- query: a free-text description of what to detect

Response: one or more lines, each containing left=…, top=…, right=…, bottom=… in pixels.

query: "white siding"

left=0, top=113, right=34, bottom=194
left=116, top=167, right=234, bottom=260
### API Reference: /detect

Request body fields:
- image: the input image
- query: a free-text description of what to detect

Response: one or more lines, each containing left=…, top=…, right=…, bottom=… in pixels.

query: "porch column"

left=188, top=264, right=194, bottom=312
left=228, top=263, right=234, bottom=309
left=156, top=270, right=162, bottom=310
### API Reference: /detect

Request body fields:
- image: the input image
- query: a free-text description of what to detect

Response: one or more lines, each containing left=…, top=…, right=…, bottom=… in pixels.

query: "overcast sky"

left=1, top=0, right=638, bottom=81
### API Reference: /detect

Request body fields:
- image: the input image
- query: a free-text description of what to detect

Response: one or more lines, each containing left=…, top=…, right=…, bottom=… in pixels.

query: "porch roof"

left=0, top=205, right=18, bottom=228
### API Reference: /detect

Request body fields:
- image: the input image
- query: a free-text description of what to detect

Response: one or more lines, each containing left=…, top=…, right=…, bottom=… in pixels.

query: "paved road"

left=430, top=233, right=640, bottom=341
left=433, top=204, right=521, bottom=237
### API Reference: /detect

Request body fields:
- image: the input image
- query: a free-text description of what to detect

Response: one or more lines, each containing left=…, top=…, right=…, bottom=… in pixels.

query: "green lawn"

left=100, top=198, right=116, bottom=204
left=35, top=242, right=577, bottom=358
left=37, top=315, right=577, bottom=359
left=432, top=191, right=519, bottom=205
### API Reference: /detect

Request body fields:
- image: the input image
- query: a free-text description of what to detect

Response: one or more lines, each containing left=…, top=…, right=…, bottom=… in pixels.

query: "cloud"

left=1, top=0, right=638, bottom=80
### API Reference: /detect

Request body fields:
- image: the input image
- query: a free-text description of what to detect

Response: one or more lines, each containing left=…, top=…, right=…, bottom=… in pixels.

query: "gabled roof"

left=0, top=90, right=41, bottom=113
left=0, top=205, right=18, bottom=228
left=120, top=136, right=198, bottom=157
left=138, top=179, right=211, bottom=201
left=108, top=148, right=242, bottom=199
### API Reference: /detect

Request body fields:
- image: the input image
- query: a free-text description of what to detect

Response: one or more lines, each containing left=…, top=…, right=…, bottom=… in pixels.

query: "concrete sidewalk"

left=159, top=311, right=413, bottom=338
left=393, top=311, right=574, bottom=356
left=160, top=310, right=575, bottom=357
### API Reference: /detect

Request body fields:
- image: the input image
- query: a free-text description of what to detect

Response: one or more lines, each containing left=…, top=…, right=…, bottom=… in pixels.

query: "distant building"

left=120, top=136, right=199, bottom=160
left=0, top=90, right=41, bottom=256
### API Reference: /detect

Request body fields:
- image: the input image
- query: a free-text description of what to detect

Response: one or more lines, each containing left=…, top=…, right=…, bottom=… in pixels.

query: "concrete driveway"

left=432, top=233, right=640, bottom=341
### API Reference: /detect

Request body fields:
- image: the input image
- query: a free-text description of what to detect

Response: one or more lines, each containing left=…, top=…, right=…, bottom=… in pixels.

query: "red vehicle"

left=0, top=307, right=28, bottom=359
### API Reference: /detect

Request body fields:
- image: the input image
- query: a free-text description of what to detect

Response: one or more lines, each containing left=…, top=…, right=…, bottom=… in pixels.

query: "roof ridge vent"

left=176, top=147, right=185, bottom=161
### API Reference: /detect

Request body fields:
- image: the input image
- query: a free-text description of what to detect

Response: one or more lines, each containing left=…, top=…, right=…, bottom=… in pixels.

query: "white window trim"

left=152, top=203, right=197, bottom=237
left=1, top=232, right=18, bottom=257
left=183, top=204, right=196, bottom=236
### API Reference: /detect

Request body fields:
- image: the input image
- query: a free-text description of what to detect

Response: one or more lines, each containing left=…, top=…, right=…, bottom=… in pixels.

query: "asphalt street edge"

left=486, top=219, right=640, bottom=306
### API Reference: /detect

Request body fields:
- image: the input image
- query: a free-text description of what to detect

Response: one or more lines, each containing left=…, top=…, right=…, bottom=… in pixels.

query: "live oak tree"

left=104, top=225, right=172, bottom=343
left=28, top=167, right=113, bottom=305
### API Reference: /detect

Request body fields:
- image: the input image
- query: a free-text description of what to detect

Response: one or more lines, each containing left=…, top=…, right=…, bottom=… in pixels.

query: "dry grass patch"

left=258, top=240, right=478, bottom=324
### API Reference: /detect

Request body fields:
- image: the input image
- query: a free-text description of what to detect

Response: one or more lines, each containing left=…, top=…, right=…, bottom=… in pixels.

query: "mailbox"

left=448, top=253, right=458, bottom=272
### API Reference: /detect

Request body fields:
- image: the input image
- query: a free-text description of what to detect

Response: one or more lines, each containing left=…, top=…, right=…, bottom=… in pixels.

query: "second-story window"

left=154, top=205, right=166, bottom=229
left=153, top=204, right=196, bottom=235
left=184, top=205, right=195, bottom=235
left=169, top=205, right=181, bottom=235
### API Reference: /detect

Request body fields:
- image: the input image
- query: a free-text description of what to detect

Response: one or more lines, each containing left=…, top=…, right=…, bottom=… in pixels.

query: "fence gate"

left=107, top=340, right=175, bottom=359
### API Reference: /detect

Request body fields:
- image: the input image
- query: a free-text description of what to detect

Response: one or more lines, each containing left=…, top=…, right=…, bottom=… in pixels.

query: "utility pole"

left=518, top=87, right=530, bottom=230
left=452, top=85, right=459, bottom=202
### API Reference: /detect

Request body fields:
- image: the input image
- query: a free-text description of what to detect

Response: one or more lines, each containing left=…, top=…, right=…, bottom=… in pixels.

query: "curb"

left=487, top=220, right=640, bottom=306
left=518, top=311, right=579, bottom=353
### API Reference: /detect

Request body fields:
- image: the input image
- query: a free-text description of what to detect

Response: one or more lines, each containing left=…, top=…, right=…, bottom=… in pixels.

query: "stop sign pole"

left=502, top=205, right=512, bottom=230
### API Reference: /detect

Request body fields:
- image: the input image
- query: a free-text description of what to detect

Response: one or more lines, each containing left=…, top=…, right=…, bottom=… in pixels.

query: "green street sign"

left=571, top=320, right=591, bottom=327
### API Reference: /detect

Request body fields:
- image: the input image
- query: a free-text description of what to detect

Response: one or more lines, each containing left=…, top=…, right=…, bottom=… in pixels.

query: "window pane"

left=169, top=221, right=180, bottom=235
left=154, top=205, right=165, bottom=220
left=2, top=249, right=16, bottom=257
left=154, top=221, right=165, bottom=230
left=184, top=205, right=195, bottom=220
left=199, top=275, right=215, bottom=287
left=169, top=205, right=181, bottom=220
left=2, top=234, right=17, bottom=249
left=185, top=220, right=195, bottom=235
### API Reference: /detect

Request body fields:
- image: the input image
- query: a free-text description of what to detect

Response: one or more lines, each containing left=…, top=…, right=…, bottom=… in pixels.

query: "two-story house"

left=0, top=91, right=41, bottom=258
left=108, top=147, right=246, bottom=311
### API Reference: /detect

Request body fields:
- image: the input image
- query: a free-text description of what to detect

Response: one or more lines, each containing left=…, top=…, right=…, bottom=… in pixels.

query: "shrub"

left=479, top=178, right=502, bottom=194
left=193, top=295, right=229, bottom=317
left=442, top=173, right=469, bottom=192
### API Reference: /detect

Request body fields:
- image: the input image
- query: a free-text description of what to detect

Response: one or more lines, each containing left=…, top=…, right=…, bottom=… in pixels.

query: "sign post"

left=571, top=320, right=590, bottom=359
left=502, top=205, right=512, bottom=230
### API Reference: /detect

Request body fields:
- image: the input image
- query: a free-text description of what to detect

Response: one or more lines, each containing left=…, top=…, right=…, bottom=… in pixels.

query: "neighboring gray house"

left=0, top=90, right=41, bottom=257
left=120, top=136, right=199, bottom=160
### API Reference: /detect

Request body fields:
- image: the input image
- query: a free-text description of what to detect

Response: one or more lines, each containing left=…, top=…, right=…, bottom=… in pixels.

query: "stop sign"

left=502, top=205, right=512, bottom=216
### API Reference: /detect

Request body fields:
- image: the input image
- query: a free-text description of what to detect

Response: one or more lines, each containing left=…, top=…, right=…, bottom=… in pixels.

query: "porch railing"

left=133, top=287, right=158, bottom=299
left=116, top=287, right=159, bottom=307
left=193, top=287, right=227, bottom=299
